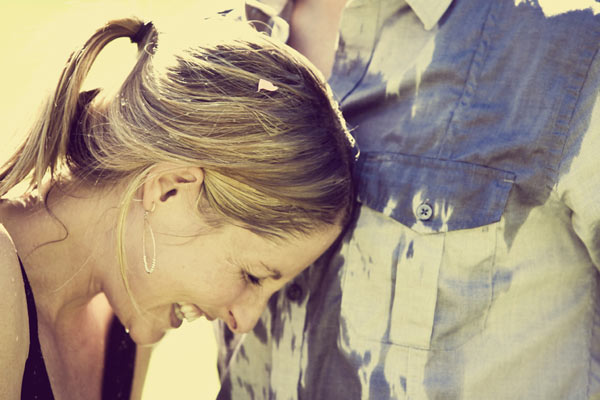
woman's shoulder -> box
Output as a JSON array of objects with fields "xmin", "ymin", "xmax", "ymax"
[
  {"xmin": 0, "ymin": 223, "xmax": 22, "ymax": 280},
  {"xmin": 0, "ymin": 223, "xmax": 29, "ymax": 398}
]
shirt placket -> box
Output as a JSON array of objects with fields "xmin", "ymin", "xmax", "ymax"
[
  {"xmin": 391, "ymin": 231, "xmax": 444, "ymax": 398},
  {"xmin": 390, "ymin": 231, "xmax": 443, "ymax": 348},
  {"xmin": 270, "ymin": 277, "xmax": 310, "ymax": 399}
]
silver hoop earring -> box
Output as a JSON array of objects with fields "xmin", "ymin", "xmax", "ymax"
[{"xmin": 143, "ymin": 210, "xmax": 156, "ymax": 274}]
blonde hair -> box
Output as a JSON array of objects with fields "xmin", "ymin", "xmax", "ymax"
[{"xmin": 0, "ymin": 17, "xmax": 354, "ymax": 294}]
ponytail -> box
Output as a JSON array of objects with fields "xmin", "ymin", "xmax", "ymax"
[{"xmin": 0, "ymin": 17, "xmax": 156, "ymax": 197}]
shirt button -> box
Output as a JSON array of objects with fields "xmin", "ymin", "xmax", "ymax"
[
  {"xmin": 286, "ymin": 283, "xmax": 303, "ymax": 302},
  {"xmin": 416, "ymin": 203, "xmax": 433, "ymax": 221}
]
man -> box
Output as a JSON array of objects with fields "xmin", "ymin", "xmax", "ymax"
[{"xmin": 216, "ymin": 0, "xmax": 600, "ymax": 398}]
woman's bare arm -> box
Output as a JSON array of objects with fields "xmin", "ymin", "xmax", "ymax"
[
  {"xmin": 287, "ymin": 0, "xmax": 347, "ymax": 80},
  {"xmin": 130, "ymin": 345, "xmax": 153, "ymax": 399},
  {"xmin": 0, "ymin": 224, "xmax": 28, "ymax": 399}
]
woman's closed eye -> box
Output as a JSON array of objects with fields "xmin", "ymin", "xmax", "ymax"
[{"xmin": 242, "ymin": 270, "xmax": 262, "ymax": 286}]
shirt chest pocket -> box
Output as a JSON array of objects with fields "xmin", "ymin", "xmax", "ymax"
[{"xmin": 338, "ymin": 153, "xmax": 515, "ymax": 351}]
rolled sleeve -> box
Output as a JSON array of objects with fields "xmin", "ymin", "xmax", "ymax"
[{"xmin": 557, "ymin": 62, "xmax": 600, "ymax": 271}]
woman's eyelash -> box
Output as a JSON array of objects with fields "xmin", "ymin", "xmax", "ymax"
[{"xmin": 242, "ymin": 270, "xmax": 262, "ymax": 286}]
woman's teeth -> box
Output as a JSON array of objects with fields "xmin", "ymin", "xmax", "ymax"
[{"xmin": 174, "ymin": 302, "xmax": 202, "ymax": 322}]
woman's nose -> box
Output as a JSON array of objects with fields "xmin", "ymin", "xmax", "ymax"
[{"xmin": 226, "ymin": 294, "xmax": 271, "ymax": 334}]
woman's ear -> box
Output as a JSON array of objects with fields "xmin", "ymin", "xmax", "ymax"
[{"xmin": 141, "ymin": 164, "xmax": 204, "ymax": 212}]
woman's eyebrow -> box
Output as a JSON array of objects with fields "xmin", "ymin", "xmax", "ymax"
[{"xmin": 260, "ymin": 261, "xmax": 282, "ymax": 280}]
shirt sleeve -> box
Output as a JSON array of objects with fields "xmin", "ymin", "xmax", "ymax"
[{"xmin": 556, "ymin": 59, "xmax": 600, "ymax": 271}]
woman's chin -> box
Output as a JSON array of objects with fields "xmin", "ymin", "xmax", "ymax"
[{"xmin": 127, "ymin": 323, "xmax": 167, "ymax": 346}]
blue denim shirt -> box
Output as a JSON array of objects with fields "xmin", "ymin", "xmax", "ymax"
[{"xmin": 216, "ymin": 0, "xmax": 600, "ymax": 398}]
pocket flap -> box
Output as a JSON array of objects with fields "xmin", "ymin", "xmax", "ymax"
[{"xmin": 356, "ymin": 152, "xmax": 516, "ymax": 233}]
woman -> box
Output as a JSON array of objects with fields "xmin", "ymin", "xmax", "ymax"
[{"xmin": 0, "ymin": 16, "xmax": 355, "ymax": 399}]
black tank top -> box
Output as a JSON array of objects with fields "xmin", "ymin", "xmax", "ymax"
[{"xmin": 19, "ymin": 260, "xmax": 136, "ymax": 399}]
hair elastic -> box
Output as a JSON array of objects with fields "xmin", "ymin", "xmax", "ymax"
[{"xmin": 131, "ymin": 21, "xmax": 154, "ymax": 44}]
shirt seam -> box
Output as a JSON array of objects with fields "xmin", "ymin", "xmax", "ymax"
[
  {"xmin": 588, "ymin": 270, "xmax": 600, "ymax": 398},
  {"xmin": 435, "ymin": 1, "xmax": 496, "ymax": 160},
  {"xmin": 554, "ymin": 43, "xmax": 600, "ymax": 190}
]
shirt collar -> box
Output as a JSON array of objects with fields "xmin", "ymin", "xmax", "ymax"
[{"xmin": 405, "ymin": 0, "xmax": 454, "ymax": 30}]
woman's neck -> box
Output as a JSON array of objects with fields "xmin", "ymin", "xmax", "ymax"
[{"xmin": 0, "ymin": 177, "xmax": 123, "ymax": 326}]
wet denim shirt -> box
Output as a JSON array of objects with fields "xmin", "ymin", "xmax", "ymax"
[{"xmin": 215, "ymin": 0, "xmax": 600, "ymax": 399}]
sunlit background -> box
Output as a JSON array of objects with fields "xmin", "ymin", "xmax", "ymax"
[{"xmin": 0, "ymin": 1, "xmax": 236, "ymax": 399}]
